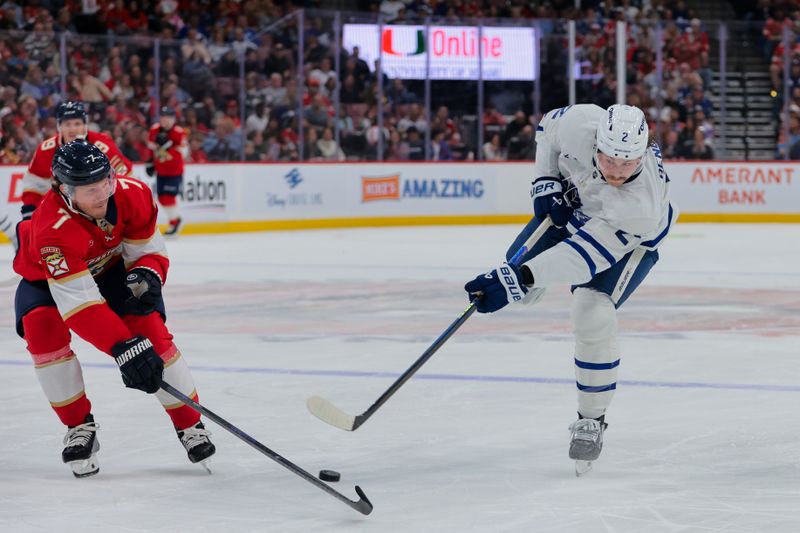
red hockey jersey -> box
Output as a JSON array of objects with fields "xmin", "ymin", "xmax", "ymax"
[
  {"xmin": 23, "ymin": 131, "xmax": 133, "ymax": 208},
  {"xmin": 14, "ymin": 176, "xmax": 168, "ymax": 355},
  {"xmin": 148, "ymin": 124, "xmax": 186, "ymax": 176}
]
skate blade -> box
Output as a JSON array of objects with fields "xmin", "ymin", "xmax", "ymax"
[
  {"xmin": 575, "ymin": 460, "xmax": 593, "ymax": 477},
  {"xmin": 199, "ymin": 459, "xmax": 212, "ymax": 475},
  {"xmin": 69, "ymin": 455, "xmax": 100, "ymax": 478}
]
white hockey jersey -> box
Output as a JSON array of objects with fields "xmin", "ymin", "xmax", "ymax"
[{"xmin": 524, "ymin": 104, "xmax": 678, "ymax": 287}]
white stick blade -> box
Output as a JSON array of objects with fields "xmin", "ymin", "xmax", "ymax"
[{"xmin": 306, "ymin": 395, "xmax": 356, "ymax": 431}]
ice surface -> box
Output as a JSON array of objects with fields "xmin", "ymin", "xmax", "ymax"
[{"xmin": 1, "ymin": 223, "xmax": 798, "ymax": 532}]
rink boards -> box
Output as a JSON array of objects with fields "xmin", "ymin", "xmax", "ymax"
[{"xmin": 1, "ymin": 160, "xmax": 798, "ymax": 238}]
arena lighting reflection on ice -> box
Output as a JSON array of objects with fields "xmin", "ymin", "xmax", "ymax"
[{"xmin": 342, "ymin": 24, "xmax": 537, "ymax": 81}]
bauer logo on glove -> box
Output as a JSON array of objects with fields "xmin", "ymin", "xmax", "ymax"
[
  {"xmin": 465, "ymin": 262, "xmax": 531, "ymax": 313},
  {"xmin": 499, "ymin": 265, "xmax": 524, "ymax": 302},
  {"xmin": 530, "ymin": 176, "xmax": 580, "ymax": 228},
  {"xmin": 532, "ymin": 178, "xmax": 561, "ymax": 197}
]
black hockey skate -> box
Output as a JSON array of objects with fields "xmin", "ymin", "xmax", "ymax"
[
  {"xmin": 568, "ymin": 415, "xmax": 607, "ymax": 476},
  {"xmin": 164, "ymin": 217, "xmax": 182, "ymax": 237},
  {"xmin": 177, "ymin": 421, "xmax": 215, "ymax": 471},
  {"xmin": 62, "ymin": 414, "xmax": 100, "ymax": 478}
]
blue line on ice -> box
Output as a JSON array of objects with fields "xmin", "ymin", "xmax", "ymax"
[{"xmin": 1, "ymin": 359, "xmax": 798, "ymax": 392}]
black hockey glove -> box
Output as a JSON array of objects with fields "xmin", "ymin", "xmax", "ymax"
[
  {"xmin": 530, "ymin": 177, "xmax": 580, "ymax": 228},
  {"xmin": 124, "ymin": 268, "xmax": 162, "ymax": 315},
  {"xmin": 112, "ymin": 336, "xmax": 164, "ymax": 394},
  {"xmin": 20, "ymin": 204, "xmax": 36, "ymax": 220},
  {"xmin": 145, "ymin": 162, "xmax": 156, "ymax": 177},
  {"xmin": 155, "ymin": 130, "xmax": 170, "ymax": 147}
]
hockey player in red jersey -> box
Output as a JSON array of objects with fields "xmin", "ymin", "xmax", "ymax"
[
  {"xmin": 21, "ymin": 101, "xmax": 133, "ymax": 221},
  {"xmin": 1, "ymin": 101, "xmax": 134, "ymax": 248},
  {"xmin": 13, "ymin": 140, "xmax": 215, "ymax": 478},
  {"xmin": 147, "ymin": 106, "xmax": 187, "ymax": 236}
]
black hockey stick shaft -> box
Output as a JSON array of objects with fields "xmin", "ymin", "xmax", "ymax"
[
  {"xmin": 160, "ymin": 381, "xmax": 373, "ymax": 515},
  {"xmin": 348, "ymin": 300, "xmax": 477, "ymax": 430},
  {"xmin": 322, "ymin": 216, "xmax": 554, "ymax": 431}
]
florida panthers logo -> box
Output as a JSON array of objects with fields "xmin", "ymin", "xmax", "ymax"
[{"xmin": 42, "ymin": 248, "xmax": 70, "ymax": 277}]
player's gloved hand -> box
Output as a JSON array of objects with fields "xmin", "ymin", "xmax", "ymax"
[
  {"xmin": 155, "ymin": 130, "xmax": 170, "ymax": 147},
  {"xmin": 145, "ymin": 163, "xmax": 156, "ymax": 177},
  {"xmin": 464, "ymin": 262, "xmax": 532, "ymax": 313},
  {"xmin": 20, "ymin": 204, "xmax": 36, "ymax": 220},
  {"xmin": 124, "ymin": 268, "xmax": 162, "ymax": 315},
  {"xmin": 112, "ymin": 336, "xmax": 164, "ymax": 394},
  {"xmin": 531, "ymin": 176, "xmax": 575, "ymax": 228}
]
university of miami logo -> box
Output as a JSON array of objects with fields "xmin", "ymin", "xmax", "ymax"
[{"xmin": 382, "ymin": 28, "xmax": 425, "ymax": 56}]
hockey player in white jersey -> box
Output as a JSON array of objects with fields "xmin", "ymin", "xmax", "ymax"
[{"xmin": 465, "ymin": 104, "xmax": 677, "ymax": 475}]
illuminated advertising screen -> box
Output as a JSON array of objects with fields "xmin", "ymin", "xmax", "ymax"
[{"xmin": 342, "ymin": 24, "xmax": 537, "ymax": 81}]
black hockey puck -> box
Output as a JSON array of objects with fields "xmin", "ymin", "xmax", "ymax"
[{"xmin": 319, "ymin": 469, "xmax": 341, "ymax": 482}]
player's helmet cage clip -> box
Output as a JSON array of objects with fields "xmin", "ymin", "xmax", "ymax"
[{"xmin": 595, "ymin": 104, "xmax": 649, "ymax": 160}]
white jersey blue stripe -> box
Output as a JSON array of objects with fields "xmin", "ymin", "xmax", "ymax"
[{"xmin": 524, "ymin": 103, "xmax": 676, "ymax": 287}]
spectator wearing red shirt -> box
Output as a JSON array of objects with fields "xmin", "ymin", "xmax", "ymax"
[
  {"xmin": 123, "ymin": 1, "xmax": 148, "ymax": 32},
  {"xmin": 763, "ymin": 10, "xmax": 789, "ymax": 58},
  {"xmin": 482, "ymin": 103, "xmax": 507, "ymax": 127},
  {"xmin": 187, "ymin": 134, "xmax": 209, "ymax": 163},
  {"xmin": 103, "ymin": 0, "xmax": 130, "ymax": 32},
  {"xmin": 674, "ymin": 21, "xmax": 709, "ymax": 71}
]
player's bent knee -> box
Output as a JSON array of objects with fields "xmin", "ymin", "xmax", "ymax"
[
  {"xmin": 23, "ymin": 306, "xmax": 72, "ymax": 357},
  {"xmin": 571, "ymin": 288, "xmax": 617, "ymax": 342}
]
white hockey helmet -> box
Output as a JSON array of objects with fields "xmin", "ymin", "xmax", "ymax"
[{"xmin": 595, "ymin": 104, "xmax": 649, "ymax": 159}]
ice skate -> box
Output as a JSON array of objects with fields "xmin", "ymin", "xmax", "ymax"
[
  {"xmin": 177, "ymin": 421, "xmax": 215, "ymax": 473},
  {"xmin": 62, "ymin": 414, "xmax": 100, "ymax": 478},
  {"xmin": 164, "ymin": 217, "xmax": 182, "ymax": 237},
  {"xmin": 568, "ymin": 416, "xmax": 606, "ymax": 476}
]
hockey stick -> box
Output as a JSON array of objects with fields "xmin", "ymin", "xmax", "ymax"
[
  {"xmin": 159, "ymin": 381, "xmax": 373, "ymax": 515},
  {"xmin": 306, "ymin": 216, "xmax": 555, "ymax": 431}
]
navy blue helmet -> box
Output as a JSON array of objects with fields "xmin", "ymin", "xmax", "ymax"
[
  {"xmin": 160, "ymin": 105, "xmax": 176, "ymax": 116},
  {"xmin": 56, "ymin": 101, "xmax": 88, "ymax": 125},
  {"xmin": 52, "ymin": 140, "xmax": 112, "ymax": 187}
]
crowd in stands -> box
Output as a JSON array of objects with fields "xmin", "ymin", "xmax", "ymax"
[
  {"xmin": 0, "ymin": 0, "xmax": 783, "ymax": 165},
  {"xmin": 571, "ymin": 7, "xmax": 715, "ymax": 160},
  {"xmin": 751, "ymin": 0, "xmax": 800, "ymax": 159}
]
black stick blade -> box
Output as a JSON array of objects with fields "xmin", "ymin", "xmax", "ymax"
[{"xmin": 353, "ymin": 486, "xmax": 373, "ymax": 515}]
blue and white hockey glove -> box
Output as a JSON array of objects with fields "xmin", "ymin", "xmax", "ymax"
[
  {"xmin": 465, "ymin": 262, "xmax": 532, "ymax": 313},
  {"xmin": 531, "ymin": 177, "xmax": 576, "ymax": 228}
]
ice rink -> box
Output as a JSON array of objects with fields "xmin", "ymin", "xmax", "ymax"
[{"xmin": 1, "ymin": 222, "xmax": 799, "ymax": 533}]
